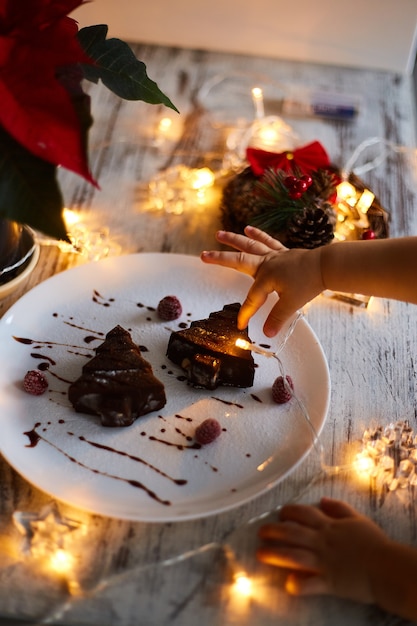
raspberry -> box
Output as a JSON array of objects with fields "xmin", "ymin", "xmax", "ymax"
[
  {"xmin": 362, "ymin": 229, "xmax": 376, "ymax": 240},
  {"xmin": 23, "ymin": 370, "xmax": 48, "ymax": 395},
  {"xmin": 272, "ymin": 375, "xmax": 294, "ymax": 404},
  {"xmin": 195, "ymin": 418, "xmax": 222, "ymax": 445},
  {"xmin": 157, "ymin": 295, "xmax": 182, "ymax": 321}
]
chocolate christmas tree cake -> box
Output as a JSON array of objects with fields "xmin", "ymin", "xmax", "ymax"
[
  {"xmin": 68, "ymin": 325, "xmax": 166, "ymax": 427},
  {"xmin": 166, "ymin": 303, "xmax": 255, "ymax": 389}
]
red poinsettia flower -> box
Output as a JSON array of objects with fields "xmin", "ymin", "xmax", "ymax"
[{"xmin": 0, "ymin": 0, "xmax": 96, "ymax": 182}]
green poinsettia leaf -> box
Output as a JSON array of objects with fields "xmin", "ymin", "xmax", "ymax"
[
  {"xmin": 77, "ymin": 25, "xmax": 179, "ymax": 112},
  {"xmin": 0, "ymin": 127, "xmax": 68, "ymax": 241}
]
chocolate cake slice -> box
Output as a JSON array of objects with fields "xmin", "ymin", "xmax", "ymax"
[
  {"xmin": 68, "ymin": 325, "xmax": 166, "ymax": 427},
  {"xmin": 166, "ymin": 303, "xmax": 255, "ymax": 389}
]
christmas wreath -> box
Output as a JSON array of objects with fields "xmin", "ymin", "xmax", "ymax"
[{"xmin": 220, "ymin": 141, "xmax": 389, "ymax": 249}]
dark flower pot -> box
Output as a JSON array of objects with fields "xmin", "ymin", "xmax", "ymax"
[
  {"xmin": 0, "ymin": 219, "xmax": 23, "ymax": 269},
  {"xmin": 0, "ymin": 218, "xmax": 38, "ymax": 287}
]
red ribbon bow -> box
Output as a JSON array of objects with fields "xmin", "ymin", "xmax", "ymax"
[{"xmin": 246, "ymin": 141, "xmax": 331, "ymax": 177}]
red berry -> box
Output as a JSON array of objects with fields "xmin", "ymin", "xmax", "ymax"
[
  {"xmin": 195, "ymin": 418, "xmax": 222, "ymax": 445},
  {"xmin": 157, "ymin": 295, "xmax": 182, "ymax": 321},
  {"xmin": 295, "ymin": 179, "xmax": 308, "ymax": 193},
  {"xmin": 23, "ymin": 370, "xmax": 48, "ymax": 395},
  {"xmin": 362, "ymin": 229, "xmax": 376, "ymax": 240},
  {"xmin": 301, "ymin": 174, "xmax": 313, "ymax": 187},
  {"xmin": 272, "ymin": 375, "xmax": 294, "ymax": 404},
  {"xmin": 284, "ymin": 175, "xmax": 297, "ymax": 188},
  {"xmin": 289, "ymin": 190, "xmax": 303, "ymax": 200}
]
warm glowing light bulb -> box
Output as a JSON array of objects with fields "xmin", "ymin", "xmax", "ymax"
[
  {"xmin": 251, "ymin": 87, "xmax": 263, "ymax": 100},
  {"xmin": 190, "ymin": 167, "xmax": 215, "ymax": 190},
  {"xmin": 153, "ymin": 115, "xmax": 179, "ymax": 146},
  {"xmin": 258, "ymin": 124, "xmax": 281, "ymax": 146},
  {"xmin": 356, "ymin": 189, "xmax": 375, "ymax": 214},
  {"xmin": 235, "ymin": 338, "xmax": 275, "ymax": 358},
  {"xmin": 234, "ymin": 572, "xmax": 253, "ymax": 597},
  {"xmin": 251, "ymin": 87, "xmax": 264, "ymax": 118},
  {"xmin": 354, "ymin": 453, "xmax": 375, "ymax": 476},
  {"xmin": 49, "ymin": 548, "xmax": 74, "ymax": 574},
  {"xmin": 63, "ymin": 208, "xmax": 80, "ymax": 227},
  {"xmin": 337, "ymin": 181, "xmax": 357, "ymax": 202},
  {"xmin": 158, "ymin": 117, "xmax": 172, "ymax": 133}
]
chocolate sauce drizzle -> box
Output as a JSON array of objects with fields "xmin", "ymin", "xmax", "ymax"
[
  {"xmin": 24, "ymin": 423, "xmax": 174, "ymax": 505},
  {"xmin": 92, "ymin": 290, "xmax": 115, "ymax": 307},
  {"xmin": 30, "ymin": 353, "xmax": 55, "ymax": 365},
  {"xmin": 62, "ymin": 320, "xmax": 104, "ymax": 340},
  {"xmin": 76, "ymin": 435, "xmax": 187, "ymax": 485},
  {"xmin": 148, "ymin": 435, "xmax": 200, "ymax": 450},
  {"xmin": 211, "ymin": 396, "xmax": 244, "ymax": 409},
  {"xmin": 13, "ymin": 336, "xmax": 94, "ymax": 352}
]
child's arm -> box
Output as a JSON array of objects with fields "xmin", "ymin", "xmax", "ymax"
[
  {"xmin": 201, "ymin": 226, "xmax": 417, "ymax": 337},
  {"xmin": 257, "ymin": 497, "xmax": 417, "ymax": 621}
]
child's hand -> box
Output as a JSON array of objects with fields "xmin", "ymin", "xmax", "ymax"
[
  {"xmin": 257, "ymin": 497, "xmax": 391, "ymax": 604},
  {"xmin": 201, "ymin": 226, "xmax": 323, "ymax": 337}
]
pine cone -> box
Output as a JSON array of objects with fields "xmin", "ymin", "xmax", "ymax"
[
  {"xmin": 318, "ymin": 201, "xmax": 337, "ymax": 228},
  {"xmin": 220, "ymin": 167, "xmax": 261, "ymax": 234},
  {"xmin": 285, "ymin": 208, "xmax": 334, "ymax": 249}
]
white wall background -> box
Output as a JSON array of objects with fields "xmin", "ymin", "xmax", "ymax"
[{"xmin": 73, "ymin": 0, "xmax": 417, "ymax": 74}]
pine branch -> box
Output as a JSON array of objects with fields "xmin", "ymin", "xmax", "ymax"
[{"xmin": 251, "ymin": 166, "xmax": 337, "ymax": 232}]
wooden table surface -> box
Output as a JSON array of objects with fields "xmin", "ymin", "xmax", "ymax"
[{"xmin": 1, "ymin": 43, "xmax": 417, "ymax": 625}]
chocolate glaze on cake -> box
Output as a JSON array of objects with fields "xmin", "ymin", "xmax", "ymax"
[
  {"xmin": 68, "ymin": 325, "xmax": 166, "ymax": 427},
  {"xmin": 166, "ymin": 303, "xmax": 255, "ymax": 389}
]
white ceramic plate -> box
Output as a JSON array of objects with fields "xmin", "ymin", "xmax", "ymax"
[{"xmin": 0, "ymin": 253, "xmax": 330, "ymax": 522}]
